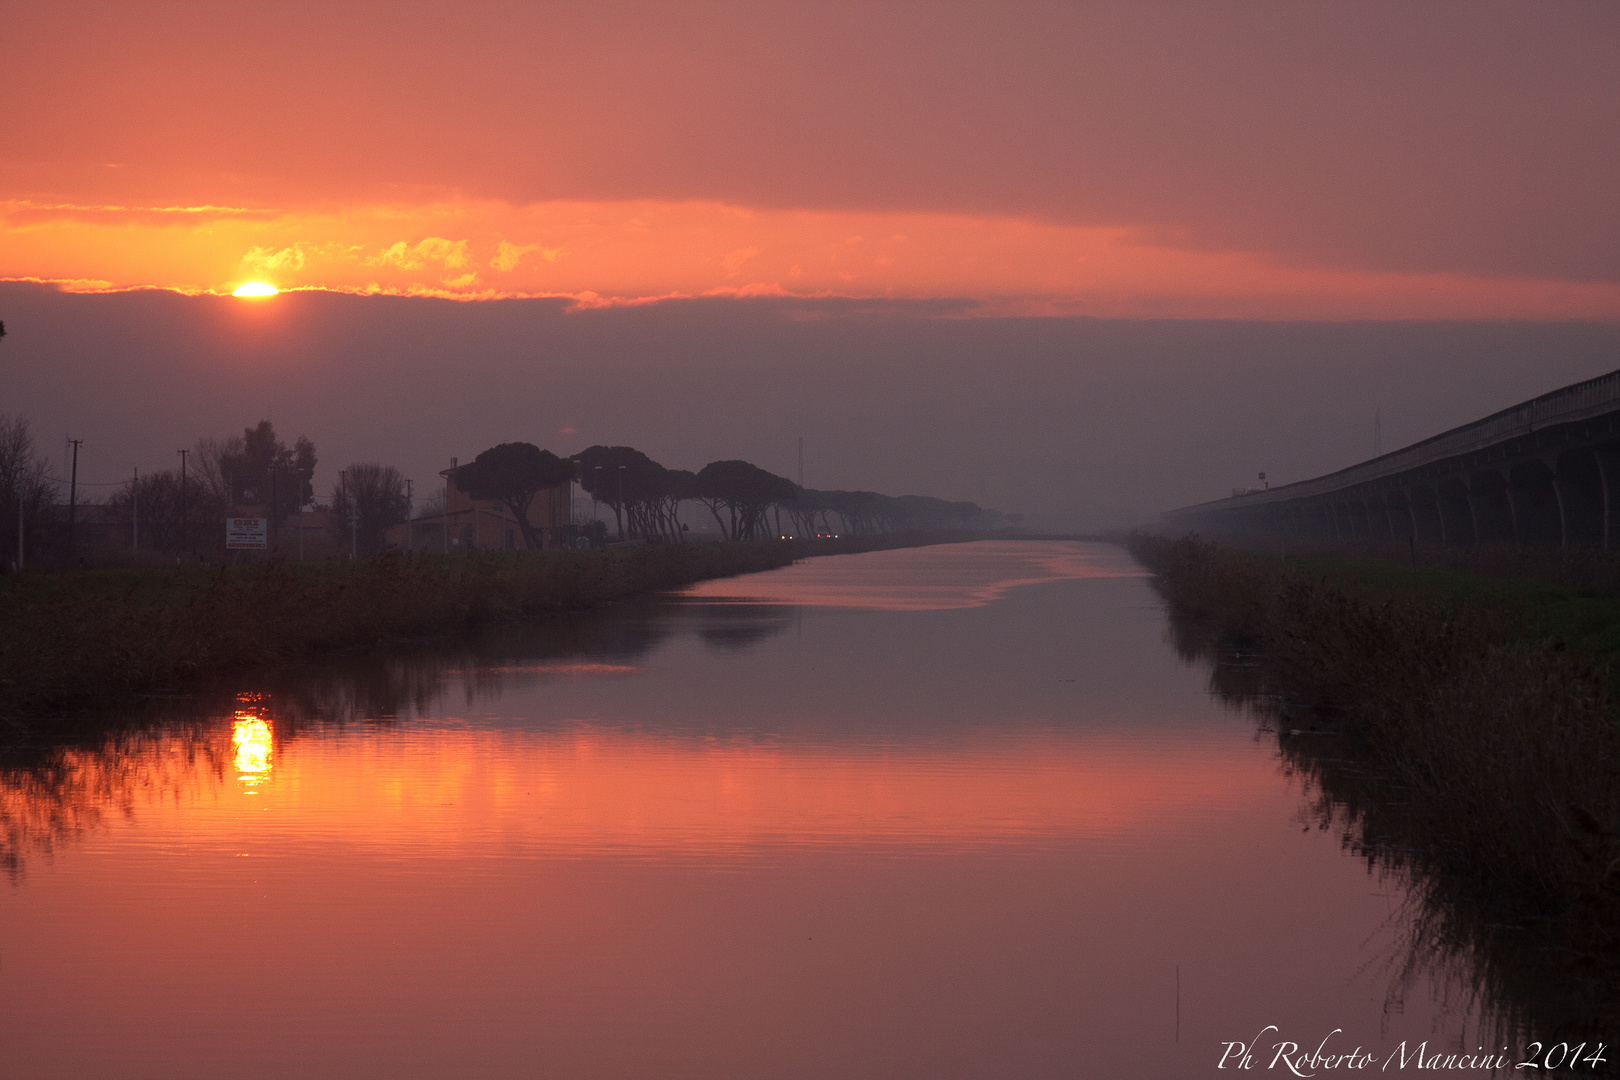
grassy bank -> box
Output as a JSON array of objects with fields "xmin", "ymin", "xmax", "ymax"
[
  {"xmin": 0, "ymin": 532, "xmax": 990, "ymax": 724},
  {"xmin": 0, "ymin": 542, "xmax": 789, "ymax": 721},
  {"xmin": 1241, "ymin": 541, "xmax": 1620, "ymax": 657},
  {"xmin": 1131, "ymin": 533, "xmax": 1620, "ymax": 1042}
]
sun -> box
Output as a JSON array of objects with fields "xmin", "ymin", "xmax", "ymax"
[{"xmin": 232, "ymin": 282, "xmax": 279, "ymax": 298}]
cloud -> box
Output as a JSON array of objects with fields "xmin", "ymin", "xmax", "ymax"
[
  {"xmin": 242, "ymin": 244, "xmax": 311, "ymax": 273},
  {"xmin": 2, "ymin": 196, "xmax": 1619, "ymax": 319},
  {"xmin": 366, "ymin": 237, "xmax": 470, "ymax": 271},
  {"xmin": 492, "ymin": 242, "xmax": 533, "ymax": 272}
]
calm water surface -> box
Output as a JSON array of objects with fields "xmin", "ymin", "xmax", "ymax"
[{"xmin": 1, "ymin": 542, "xmax": 1492, "ymax": 1078}]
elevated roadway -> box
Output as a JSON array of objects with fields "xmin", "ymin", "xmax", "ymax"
[{"xmin": 1163, "ymin": 369, "xmax": 1620, "ymax": 547}]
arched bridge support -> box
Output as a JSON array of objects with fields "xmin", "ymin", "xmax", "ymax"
[
  {"xmin": 1407, "ymin": 484, "xmax": 1444, "ymax": 544},
  {"xmin": 1508, "ymin": 460, "xmax": 1562, "ymax": 546},
  {"xmin": 1468, "ymin": 469, "xmax": 1516, "ymax": 544},
  {"xmin": 1554, "ymin": 449, "xmax": 1604, "ymax": 547}
]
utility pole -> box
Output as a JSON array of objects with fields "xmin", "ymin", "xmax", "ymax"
[
  {"xmin": 798, "ymin": 436, "xmax": 804, "ymax": 487},
  {"xmin": 405, "ymin": 478, "xmax": 413, "ymax": 553},
  {"xmin": 177, "ymin": 448, "xmax": 189, "ymax": 557},
  {"xmin": 269, "ymin": 463, "xmax": 278, "ymax": 552},
  {"xmin": 617, "ymin": 465, "xmax": 625, "ymax": 540},
  {"xmin": 446, "ymin": 458, "xmax": 456, "ymax": 555},
  {"xmin": 67, "ymin": 439, "xmax": 81, "ymax": 553},
  {"xmin": 132, "ymin": 467, "xmax": 139, "ymax": 551},
  {"xmin": 15, "ymin": 486, "xmax": 23, "ymax": 572},
  {"xmin": 342, "ymin": 468, "xmax": 357, "ymax": 559}
]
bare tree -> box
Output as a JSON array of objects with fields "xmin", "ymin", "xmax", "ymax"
[
  {"xmin": 330, "ymin": 463, "xmax": 411, "ymax": 555},
  {"xmin": 0, "ymin": 414, "xmax": 57, "ymax": 568}
]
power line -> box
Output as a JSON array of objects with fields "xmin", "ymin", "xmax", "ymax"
[{"xmin": 42, "ymin": 474, "xmax": 128, "ymax": 487}]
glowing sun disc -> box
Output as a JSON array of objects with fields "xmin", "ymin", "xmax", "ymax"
[{"xmin": 232, "ymin": 282, "xmax": 278, "ymax": 298}]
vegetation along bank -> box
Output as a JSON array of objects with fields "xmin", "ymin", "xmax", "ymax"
[
  {"xmin": 1130, "ymin": 533, "xmax": 1620, "ymax": 1044},
  {"xmin": 0, "ymin": 531, "xmax": 975, "ymax": 726}
]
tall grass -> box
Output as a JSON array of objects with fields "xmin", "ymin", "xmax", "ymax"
[
  {"xmin": 0, "ymin": 531, "xmax": 990, "ymax": 724},
  {"xmin": 0, "ymin": 542, "xmax": 803, "ymax": 721},
  {"xmin": 1132, "ymin": 533, "xmax": 1620, "ymax": 1045}
]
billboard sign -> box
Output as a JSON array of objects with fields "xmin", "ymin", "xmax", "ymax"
[{"xmin": 226, "ymin": 517, "xmax": 269, "ymax": 550}]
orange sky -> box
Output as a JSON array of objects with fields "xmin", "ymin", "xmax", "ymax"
[{"xmin": 5, "ymin": 2, "xmax": 1619, "ymax": 318}]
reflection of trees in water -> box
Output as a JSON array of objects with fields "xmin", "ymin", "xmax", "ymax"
[
  {"xmin": 685, "ymin": 603, "xmax": 795, "ymax": 653},
  {"xmin": 255, "ymin": 601, "xmax": 791, "ymax": 723},
  {"xmin": 0, "ymin": 600, "xmax": 794, "ymax": 877},
  {"xmin": 0, "ymin": 725, "xmax": 230, "ymax": 881},
  {"xmin": 1160, "ymin": 595, "xmax": 1618, "ymax": 1056}
]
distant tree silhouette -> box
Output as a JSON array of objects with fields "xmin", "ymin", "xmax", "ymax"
[
  {"xmin": 220, "ymin": 421, "xmax": 316, "ymax": 519},
  {"xmin": 574, "ymin": 445, "xmax": 668, "ymax": 540},
  {"xmin": 657, "ymin": 468, "xmax": 697, "ymax": 542},
  {"xmin": 694, "ymin": 460, "xmax": 798, "ymax": 541},
  {"xmin": 330, "ymin": 463, "xmax": 411, "ymax": 555},
  {"xmin": 455, "ymin": 442, "xmax": 573, "ymax": 549},
  {"xmin": 108, "ymin": 468, "xmax": 227, "ymax": 554},
  {"xmin": 0, "ymin": 414, "xmax": 56, "ymax": 567}
]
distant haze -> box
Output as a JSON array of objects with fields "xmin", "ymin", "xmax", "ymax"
[{"xmin": 4, "ymin": 282, "xmax": 1617, "ymax": 531}]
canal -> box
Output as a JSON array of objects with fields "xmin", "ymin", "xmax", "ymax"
[{"xmin": 0, "ymin": 541, "xmax": 1491, "ymax": 1078}]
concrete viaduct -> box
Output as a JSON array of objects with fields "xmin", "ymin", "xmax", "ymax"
[{"xmin": 1162, "ymin": 368, "xmax": 1620, "ymax": 548}]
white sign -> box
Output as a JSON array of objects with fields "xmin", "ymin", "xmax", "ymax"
[{"xmin": 226, "ymin": 517, "xmax": 269, "ymax": 549}]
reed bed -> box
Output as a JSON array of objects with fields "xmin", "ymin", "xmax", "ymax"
[
  {"xmin": 0, "ymin": 531, "xmax": 988, "ymax": 725},
  {"xmin": 1131, "ymin": 533, "xmax": 1620, "ymax": 1043},
  {"xmin": 0, "ymin": 542, "xmax": 804, "ymax": 721}
]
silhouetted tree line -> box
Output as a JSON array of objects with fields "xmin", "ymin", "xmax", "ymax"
[
  {"xmin": 457, "ymin": 440, "xmax": 1000, "ymax": 549},
  {"xmin": 0, "ymin": 406, "xmax": 999, "ymax": 568},
  {"xmin": 0, "ymin": 414, "xmax": 407, "ymax": 566}
]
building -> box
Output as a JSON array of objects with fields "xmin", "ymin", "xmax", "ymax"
[{"xmin": 387, "ymin": 466, "xmax": 574, "ymax": 553}]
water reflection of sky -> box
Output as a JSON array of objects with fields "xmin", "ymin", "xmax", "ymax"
[
  {"xmin": 679, "ymin": 539, "xmax": 1147, "ymax": 610},
  {"xmin": 0, "ymin": 541, "xmax": 1491, "ymax": 1080}
]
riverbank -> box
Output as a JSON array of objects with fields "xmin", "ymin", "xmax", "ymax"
[
  {"xmin": 0, "ymin": 532, "xmax": 981, "ymax": 724},
  {"xmin": 1216, "ymin": 538, "xmax": 1620, "ymax": 656},
  {"xmin": 1130, "ymin": 533, "xmax": 1620, "ymax": 1043}
]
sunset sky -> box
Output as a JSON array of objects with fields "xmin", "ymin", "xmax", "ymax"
[
  {"xmin": 5, "ymin": 2, "xmax": 1620, "ymax": 525},
  {"xmin": 7, "ymin": 1, "xmax": 1618, "ymax": 317}
]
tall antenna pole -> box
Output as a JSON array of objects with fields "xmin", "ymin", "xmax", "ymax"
[
  {"xmin": 342, "ymin": 468, "xmax": 357, "ymax": 559},
  {"xmin": 177, "ymin": 448, "xmax": 189, "ymax": 557},
  {"xmin": 798, "ymin": 436, "xmax": 804, "ymax": 487},
  {"xmin": 132, "ymin": 467, "xmax": 139, "ymax": 551},
  {"xmin": 446, "ymin": 458, "xmax": 456, "ymax": 555},
  {"xmin": 405, "ymin": 478, "xmax": 413, "ymax": 554},
  {"xmin": 67, "ymin": 439, "xmax": 81, "ymax": 553},
  {"xmin": 269, "ymin": 462, "xmax": 278, "ymax": 551}
]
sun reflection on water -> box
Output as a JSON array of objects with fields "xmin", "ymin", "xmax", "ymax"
[{"xmin": 232, "ymin": 711, "xmax": 273, "ymax": 790}]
